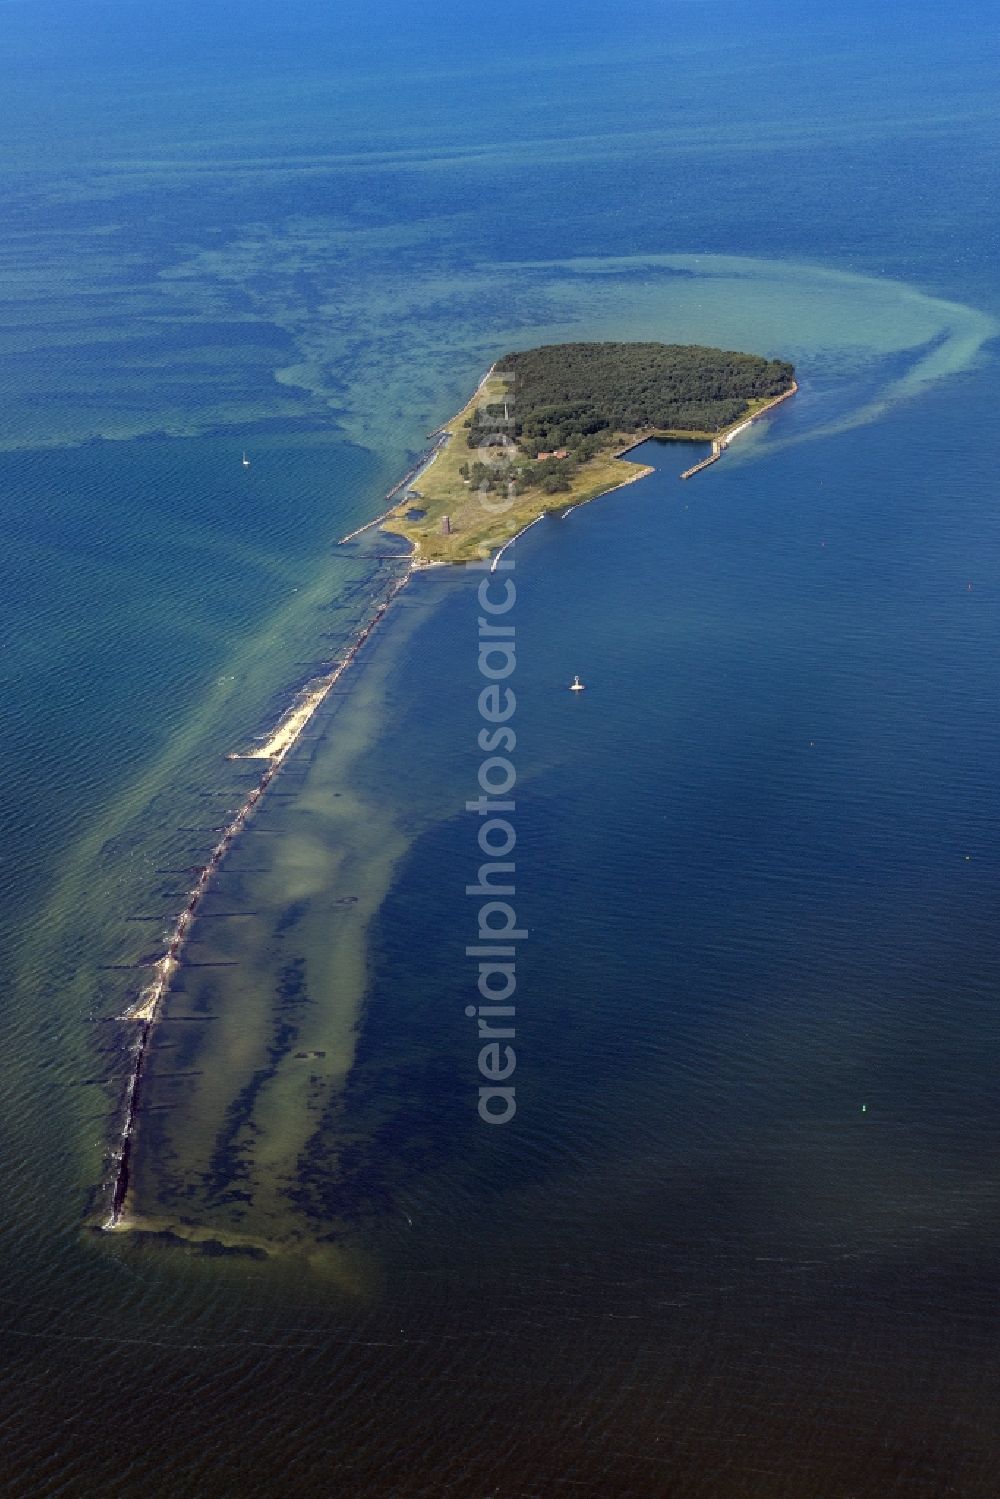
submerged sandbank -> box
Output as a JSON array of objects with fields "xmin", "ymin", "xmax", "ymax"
[{"xmin": 104, "ymin": 564, "xmax": 414, "ymax": 1232}]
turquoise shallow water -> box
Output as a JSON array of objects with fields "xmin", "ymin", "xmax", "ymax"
[{"xmin": 1, "ymin": 1, "xmax": 999, "ymax": 1494}]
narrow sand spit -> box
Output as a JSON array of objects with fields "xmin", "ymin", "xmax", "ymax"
[
  {"xmin": 228, "ymin": 679, "xmax": 336, "ymax": 761},
  {"xmin": 104, "ymin": 563, "xmax": 413, "ymax": 1229}
]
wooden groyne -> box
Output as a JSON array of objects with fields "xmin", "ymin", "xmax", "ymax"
[{"xmin": 680, "ymin": 382, "xmax": 798, "ymax": 481}]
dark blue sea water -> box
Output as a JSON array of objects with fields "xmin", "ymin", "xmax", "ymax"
[{"xmin": 1, "ymin": 1, "xmax": 998, "ymax": 1494}]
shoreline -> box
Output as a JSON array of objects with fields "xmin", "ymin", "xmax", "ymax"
[
  {"xmin": 426, "ymin": 362, "xmax": 497, "ymax": 439},
  {"xmin": 379, "ymin": 364, "xmax": 796, "ymax": 564},
  {"xmin": 338, "ymin": 434, "xmax": 450, "ymax": 546},
  {"xmin": 103, "ymin": 562, "xmax": 415, "ymax": 1231},
  {"xmin": 553, "ymin": 462, "xmax": 655, "ymax": 522},
  {"xmin": 378, "ymin": 367, "xmax": 658, "ymax": 565},
  {"xmin": 339, "ymin": 363, "xmax": 503, "ymax": 550},
  {"xmin": 680, "ymin": 380, "xmax": 798, "ymax": 479},
  {"xmin": 490, "ymin": 512, "xmax": 546, "ymax": 572}
]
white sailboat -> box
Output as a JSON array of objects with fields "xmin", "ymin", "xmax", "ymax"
[
  {"xmin": 242, "ymin": 451, "xmax": 251, "ymax": 468},
  {"xmin": 570, "ymin": 674, "xmax": 585, "ymax": 692}
]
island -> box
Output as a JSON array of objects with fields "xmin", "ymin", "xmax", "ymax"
[{"xmin": 380, "ymin": 341, "xmax": 796, "ymax": 565}]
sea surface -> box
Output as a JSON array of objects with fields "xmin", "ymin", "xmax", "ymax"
[{"xmin": 1, "ymin": 2, "xmax": 999, "ymax": 1494}]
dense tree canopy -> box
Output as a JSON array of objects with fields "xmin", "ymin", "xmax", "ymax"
[{"xmin": 470, "ymin": 341, "xmax": 794, "ymax": 454}]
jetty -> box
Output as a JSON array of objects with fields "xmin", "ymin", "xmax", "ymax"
[{"xmin": 680, "ymin": 382, "xmax": 797, "ymax": 480}]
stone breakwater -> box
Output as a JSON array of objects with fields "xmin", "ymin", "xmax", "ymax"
[
  {"xmin": 680, "ymin": 382, "xmax": 798, "ymax": 480},
  {"xmin": 338, "ymin": 434, "xmax": 450, "ymax": 545},
  {"xmin": 102, "ymin": 565, "xmax": 414, "ymax": 1230}
]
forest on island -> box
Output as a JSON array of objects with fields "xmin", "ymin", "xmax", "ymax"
[{"xmin": 467, "ymin": 341, "xmax": 794, "ymax": 460}]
